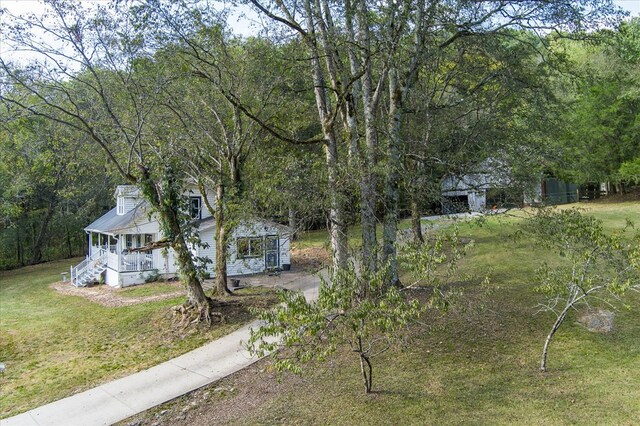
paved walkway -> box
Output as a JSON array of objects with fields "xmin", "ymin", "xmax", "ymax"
[{"xmin": 1, "ymin": 271, "xmax": 324, "ymax": 426}]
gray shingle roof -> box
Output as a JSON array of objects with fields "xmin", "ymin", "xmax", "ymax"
[{"xmin": 84, "ymin": 202, "xmax": 151, "ymax": 235}]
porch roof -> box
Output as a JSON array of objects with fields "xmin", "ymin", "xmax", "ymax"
[{"xmin": 84, "ymin": 203, "xmax": 149, "ymax": 235}]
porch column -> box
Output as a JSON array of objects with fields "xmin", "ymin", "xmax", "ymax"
[
  {"xmin": 117, "ymin": 234, "xmax": 122, "ymax": 272},
  {"xmin": 88, "ymin": 232, "xmax": 93, "ymax": 257}
]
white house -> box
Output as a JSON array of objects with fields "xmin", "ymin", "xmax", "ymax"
[{"xmin": 70, "ymin": 185, "xmax": 291, "ymax": 287}]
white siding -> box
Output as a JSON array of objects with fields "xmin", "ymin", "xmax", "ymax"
[
  {"xmin": 197, "ymin": 228, "xmax": 217, "ymax": 274},
  {"xmin": 280, "ymin": 236, "xmax": 291, "ymax": 266},
  {"xmin": 115, "ymin": 185, "xmax": 143, "ymax": 215},
  {"xmin": 226, "ymin": 221, "xmax": 291, "ymax": 276}
]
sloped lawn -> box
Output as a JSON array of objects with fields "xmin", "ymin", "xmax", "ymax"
[
  {"xmin": 0, "ymin": 260, "xmax": 277, "ymax": 419},
  {"xmin": 120, "ymin": 201, "xmax": 640, "ymax": 425}
]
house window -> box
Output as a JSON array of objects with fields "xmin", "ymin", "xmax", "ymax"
[
  {"xmin": 109, "ymin": 236, "xmax": 118, "ymax": 253},
  {"xmin": 117, "ymin": 197, "xmax": 124, "ymax": 215},
  {"xmin": 190, "ymin": 196, "xmax": 202, "ymax": 219},
  {"xmin": 144, "ymin": 234, "xmax": 153, "ymax": 254},
  {"xmin": 237, "ymin": 237, "xmax": 264, "ymax": 259}
]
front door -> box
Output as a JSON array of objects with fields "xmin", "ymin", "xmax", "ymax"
[{"xmin": 265, "ymin": 236, "xmax": 279, "ymax": 269}]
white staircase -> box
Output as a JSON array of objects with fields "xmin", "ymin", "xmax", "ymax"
[{"xmin": 70, "ymin": 249, "xmax": 108, "ymax": 287}]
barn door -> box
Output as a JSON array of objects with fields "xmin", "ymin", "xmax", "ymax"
[{"xmin": 265, "ymin": 236, "xmax": 279, "ymax": 269}]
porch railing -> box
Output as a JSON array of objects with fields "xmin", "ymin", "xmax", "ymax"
[
  {"xmin": 120, "ymin": 252, "xmax": 154, "ymax": 272},
  {"xmin": 70, "ymin": 249, "xmax": 107, "ymax": 287}
]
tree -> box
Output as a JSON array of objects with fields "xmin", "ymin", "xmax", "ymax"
[
  {"xmin": 525, "ymin": 208, "xmax": 640, "ymax": 372},
  {"xmin": 248, "ymin": 263, "xmax": 422, "ymax": 393},
  {"xmin": 0, "ymin": 103, "xmax": 115, "ymax": 268},
  {"xmin": 550, "ymin": 19, "xmax": 640, "ymax": 190},
  {"xmin": 153, "ymin": 38, "xmax": 263, "ymax": 296},
  {"xmin": 0, "ymin": 0, "xmax": 215, "ymax": 321},
  {"xmin": 248, "ymin": 226, "xmax": 470, "ymax": 393},
  {"xmin": 618, "ymin": 158, "xmax": 640, "ymax": 184}
]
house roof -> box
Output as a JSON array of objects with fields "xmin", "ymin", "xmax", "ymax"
[
  {"xmin": 84, "ymin": 202, "xmax": 152, "ymax": 235},
  {"xmin": 197, "ymin": 217, "xmax": 292, "ymax": 234},
  {"xmin": 85, "ymin": 200, "xmax": 292, "ymax": 236}
]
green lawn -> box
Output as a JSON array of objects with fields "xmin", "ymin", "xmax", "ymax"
[
  {"xmin": 0, "ymin": 260, "xmax": 276, "ymax": 419},
  {"xmin": 4, "ymin": 201, "xmax": 639, "ymax": 423},
  {"xmin": 245, "ymin": 201, "xmax": 640, "ymax": 424},
  {"xmin": 123, "ymin": 200, "xmax": 640, "ymax": 425}
]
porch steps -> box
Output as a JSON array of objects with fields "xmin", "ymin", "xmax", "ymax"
[
  {"xmin": 75, "ymin": 263, "xmax": 107, "ymax": 287},
  {"xmin": 71, "ymin": 249, "xmax": 109, "ymax": 287}
]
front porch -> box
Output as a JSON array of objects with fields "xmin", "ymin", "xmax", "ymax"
[
  {"xmin": 71, "ymin": 232, "xmax": 165, "ymax": 287},
  {"xmin": 103, "ymin": 250, "xmax": 155, "ymax": 273},
  {"xmin": 88, "ymin": 232, "xmax": 159, "ymax": 273}
]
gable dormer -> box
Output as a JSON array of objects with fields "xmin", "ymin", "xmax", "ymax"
[{"xmin": 114, "ymin": 185, "xmax": 142, "ymax": 216}]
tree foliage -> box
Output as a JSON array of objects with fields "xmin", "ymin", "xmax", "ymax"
[
  {"xmin": 551, "ymin": 19, "xmax": 640, "ymax": 187},
  {"xmin": 525, "ymin": 208, "xmax": 640, "ymax": 371},
  {"xmin": 0, "ymin": 106, "xmax": 115, "ymax": 268},
  {"xmin": 248, "ymin": 227, "xmax": 471, "ymax": 393}
]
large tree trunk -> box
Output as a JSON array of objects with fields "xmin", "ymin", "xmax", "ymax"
[
  {"xmin": 303, "ymin": 0, "xmax": 348, "ymax": 272},
  {"xmin": 326, "ymin": 135, "xmax": 348, "ymax": 271},
  {"xmin": 410, "ymin": 198, "xmax": 424, "ymax": 244},
  {"xmin": 141, "ymin": 168, "xmax": 212, "ymax": 315},
  {"xmin": 174, "ymin": 231, "xmax": 211, "ymax": 310},
  {"xmin": 380, "ymin": 0, "xmax": 425, "ymax": 285},
  {"xmin": 199, "ymin": 180, "xmax": 231, "ymax": 296},
  {"xmin": 354, "ymin": 0, "xmax": 380, "ymax": 277},
  {"xmin": 215, "ymin": 182, "xmax": 231, "ymax": 295},
  {"xmin": 382, "ymin": 68, "xmax": 402, "ymax": 286}
]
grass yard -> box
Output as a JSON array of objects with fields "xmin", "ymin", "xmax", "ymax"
[
  {"xmin": 121, "ymin": 200, "xmax": 640, "ymax": 425},
  {"xmin": 0, "ymin": 261, "xmax": 278, "ymax": 419}
]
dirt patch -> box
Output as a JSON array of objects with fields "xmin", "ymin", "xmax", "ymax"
[
  {"xmin": 291, "ymin": 246, "xmax": 329, "ymax": 272},
  {"xmin": 50, "ymin": 281, "xmax": 184, "ymax": 307},
  {"xmin": 577, "ymin": 309, "xmax": 615, "ymax": 333}
]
